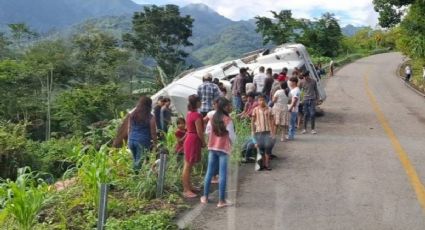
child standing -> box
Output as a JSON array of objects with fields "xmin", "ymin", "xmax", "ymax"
[
  {"xmin": 201, "ymin": 97, "xmax": 235, "ymax": 208},
  {"xmin": 251, "ymin": 94, "xmax": 275, "ymax": 170},
  {"xmin": 182, "ymin": 95, "xmax": 206, "ymax": 198},
  {"xmin": 287, "ymin": 77, "xmax": 301, "ymax": 140},
  {"xmin": 175, "ymin": 117, "xmax": 186, "ymax": 161}
]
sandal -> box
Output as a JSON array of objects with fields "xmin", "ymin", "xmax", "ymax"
[
  {"xmin": 200, "ymin": 196, "xmax": 208, "ymax": 204},
  {"xmin": 183, "ymin": 192, "xmax": 197, "ymax": 198},
  {"xmin": 217, "ymin": 201, "xmax": 232, "ymax": 208},
  {"xmin": 265, "ymin": 167, "xmax": 272, "ymax": 171}
]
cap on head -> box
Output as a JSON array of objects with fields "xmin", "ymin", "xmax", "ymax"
[{"xmin": 203, "ymin": 73, "xmax": 213, "ymax": 81}]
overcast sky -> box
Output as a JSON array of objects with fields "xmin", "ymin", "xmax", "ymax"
[{"xmin": 132, "ymin": 0, "xmax": 379, "ymax": 26}]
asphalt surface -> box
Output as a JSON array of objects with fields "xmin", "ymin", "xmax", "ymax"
[{"xmin": 186, "ymin": 53, "xmax": 425, "ymax": 230}]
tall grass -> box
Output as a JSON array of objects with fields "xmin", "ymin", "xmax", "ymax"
[
  {"xmin": 0, "ymin": 167, "xmax": 49, "ymax": 230},
  {"xmin": 76, "ymin": 145, "xmax": 114, "ymax": 207}
]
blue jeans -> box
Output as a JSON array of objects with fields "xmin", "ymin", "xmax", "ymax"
[
  {"xmin": 233, "ymin": 95, "xmax": 242, "ymax": 113},
  {"xmin": 203, "ymin": 150, "xmax": 228, "ymax": 201},
  {"xmin": 288, "ymin": 111, "xmax": 298, "ymax": 139},
  {"xmin": 303, "ymin": 99, "xmax": 316, "ymax": 130},
  {"xmin": 128, "ymin": 140, "xmax": 149, "ymax": 172}
]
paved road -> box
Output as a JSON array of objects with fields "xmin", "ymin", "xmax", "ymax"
[{"xmin": 185, "ymin": 53, "xmax": 425, "ymax": 230}]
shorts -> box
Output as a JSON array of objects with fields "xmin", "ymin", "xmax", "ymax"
[{"xmin": 254, "ymin": 131, "xmax": 273, "ymax": 155}]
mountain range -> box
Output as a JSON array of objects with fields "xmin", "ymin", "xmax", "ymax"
[{"xmin": 0, "ymin": 0, "xmax": 364, "ymax": 65}]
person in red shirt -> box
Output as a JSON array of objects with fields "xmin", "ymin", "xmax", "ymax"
[
  {"xmin": 277, "ymin": 67, "xmax": 288, "ymax": 82},
  {"xmin": 175, "ymin": 117, "xmax": 186, "ymax": 160}
]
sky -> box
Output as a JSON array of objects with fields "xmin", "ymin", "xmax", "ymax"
[{"xmin": 131, "ymin": 0, "xmax": 379, "ymax": 27}]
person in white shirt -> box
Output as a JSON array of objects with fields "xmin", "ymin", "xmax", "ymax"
[
  {"xmin": 405, "ymin": 65, "xmax": 412, "ymax": 82},
  {"xmin": 287, "ymin": 77, "xmax": 301, "ymax": 140},
  {"xmin": 253, "ymin": 66, "xmax": 267, "ymax": 94}
]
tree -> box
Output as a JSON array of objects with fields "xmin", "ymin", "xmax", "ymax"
[
  {"xmin": 255, "ymin": 10, "xmax": 303, "ymax": 45},
  {"xmin": 256, "ymin": 11, "xmax": 343, "ymax": 57},
  {"xmin": 72, "ymin": 26, "xmax": 130, "ymax": 85},
  {"xmin": 373, "ymin": 0, "xmax": 414, "ymax": 28},
  {"xmin": 398, "ymin": 1, "xmax": 425, "ymax": 60},
  {"xmin": 373, "ymin": 0, "xmax": 425, "ymax": 60},
  {"xmin": 299, "ymin": 13, "xmax": 343, "ymax": 57},
  {"xmin": 124, "ymin": 4, "xmax": 193, "ymax": 81},
  {"xmin": 0, "ymin": 33, "xmax": 11, "ymax": 59},
  {"xmin": 7, "ymin": 23, "xmax": 38, "ymax": 49},
  {"xmin": 24, "ymin": 40, "xmax": 74, "ymax": 140}
]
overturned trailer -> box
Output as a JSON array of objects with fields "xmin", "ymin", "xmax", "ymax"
[
  {"xmin": 113, "ymin": 43, "xmax": 325, "ymax": 147},
  {"xmin": 151, "ymin": 43, "xmax": 326, "ymax": 115}
]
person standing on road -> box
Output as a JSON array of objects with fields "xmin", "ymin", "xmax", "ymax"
[
  {"xmin": 287, "ymin": 77, "xmax": 301, "ymax": 140},
  {"xmin": 251, "ymin": 94, "xmax": 276, "ymax": 170},
  {"xmin": 272, "ymin": 82, "xmax": 290, "ymax": 142},
  {"xmin": 253, "ymin": 66, "xmax": 267, "ymax": 94},
  {"xmin": 405, "ymin": 65, "xmax": 412, "ymax": 82},
  {"xmin": 201, "ymin": 97, "xmax": 235, "ymax": 208},
  {"xmin": 198, "ymin": 73, "xmax": 220, "ymax": 117},
  {"xmin": 232, "ymin": 68, "xmax": 247, "ymax": 113},
  {"xmin": 182, "ymin": 95, "xmax": 206, "ymax": 198},
  {"xmin": 329, "ymin": 60, "xmax": 335, "ymax": 77},
  {"xmin": 299, "ymin": 71, "xmax": 320, "ymax": 134},
  {"xmin": 263, "ymin": 68, "xmax": 274, "ymax": 103}
]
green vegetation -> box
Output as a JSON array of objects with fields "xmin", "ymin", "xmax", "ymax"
[
  {"xmin": 124, "ymin": 4, "xmax": 194, "ymax": 82},
  {"xmin": 255, "ymin": 9, "xmax": 396, "ymax": 64},
  {"xmin": 373, "ymin": 0, "xmax": 425, "ymax": 91},
  {"xmin": 0, "ymin": 2, "xmax": 412, "ymax": 229}
]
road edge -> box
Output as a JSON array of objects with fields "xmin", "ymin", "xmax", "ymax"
[{"xmin": 396, "ymin": 61, "xmax": 425, "ymax": 98}]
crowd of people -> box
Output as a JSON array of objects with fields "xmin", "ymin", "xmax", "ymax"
[{"xmin": 126, "ymin": 66, "xmax": 322, "ymax": 208}]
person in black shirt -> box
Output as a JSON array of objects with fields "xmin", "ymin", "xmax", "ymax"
[{"xmin": 153, "ymin": 96, "xmax": 165, "ymax": 136}]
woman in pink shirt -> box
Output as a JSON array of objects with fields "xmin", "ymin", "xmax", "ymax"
[{"xmin": 201, "ymin": 97, "xmax": 235, "ymax": 208}]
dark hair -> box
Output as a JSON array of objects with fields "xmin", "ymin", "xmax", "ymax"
[
  {"xmin": 257, "ymin": 93, "xmax": 266, "ymax": 99},
  {"xmin": 187, "ymin": 94, "xmax": 200, "ymax": 112},
  {"xmin": 212, "ymin": 97, "xmax": 230, "ymax": 137},
  {"xmin": 131, "ymin": 96, "xmax": 152, "ymax": 124},
  {"xmin": 273, "ymin": 73, "xmax": 279, "ymax": 79},
  {"xmin": 176, "ymin": 117, "xmax": 185, "ymax": 125},
  {"xmin": 247, "ymin": 92, "xmax": 256, "ymax": 98},
  {"xmin": 259, "ymin": 66, "xmax": 265, "ymax": 72},
  {"xmin": 239, "ymin": 68, "xmax": 247, "ymax": 74},
  {"xmin": 162, "ymin": 97, "xmax": 170, "ymax": 103},
  {"xmin": 280, "ymin": 81, "xmax": 288, "ymax": 90},
  {"xmin": 282, "ymin": 67, "xmax": 288, "ymax": 73},
  {"xmin": 213, "ymin": 78, "xmax": 220, "ymax": 85},
  {"xmin": 289, "ymin": 76, "xmax": 299, "ymax": 84},
  {"xmin": 266, "ymin": 68, "xmax": 272, "ymax": 75},
  {"xmin": 302, "ymin": 70, "xmax": 310, "ymax": 77}
]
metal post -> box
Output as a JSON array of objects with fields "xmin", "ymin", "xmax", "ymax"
[
  {"xmin": 156, "ymin": 148, "xmax": 168, "ymax": 198},
  {"xmin": 97, "ymin": 184, "xmax": 108, "ymax": 230}
]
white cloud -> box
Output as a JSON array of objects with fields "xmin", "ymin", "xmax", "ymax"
[{"xmin": 134, "ymin": 0, "xmax": 379, "ymax": 26}]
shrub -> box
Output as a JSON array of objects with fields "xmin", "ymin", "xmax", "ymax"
[
  {"xmin": 26, "ymin": 137, "xmax": 83, "ymax": 180},
  {"xmin": 0, "ymin": 121, "xmax": 32, "ymax": 179},
  {"xmin": 106, "ymin": 211, "xmax": 177, "ymax": 230},
  {"xmin": 0, "ymin": 167, "xmax": 50, "ymax": 230}
]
